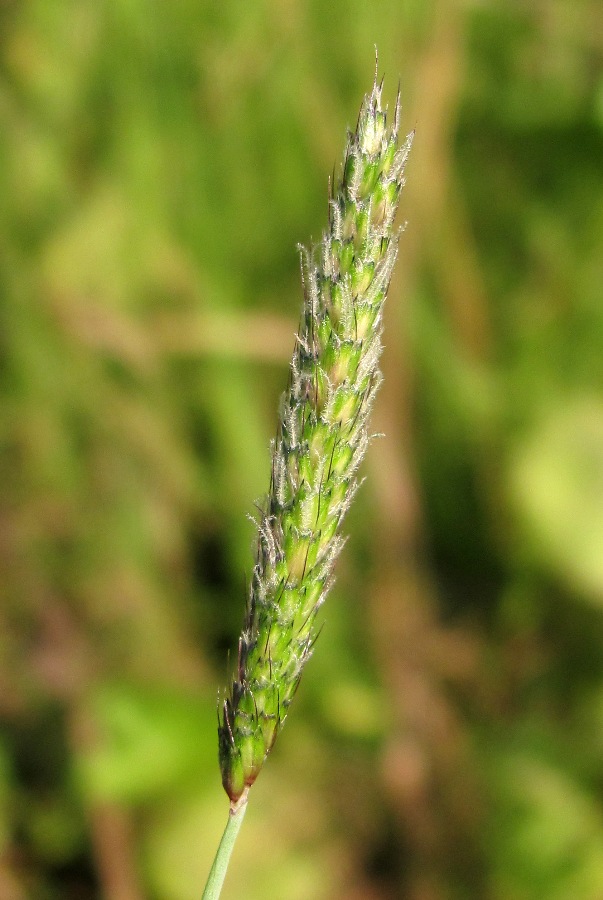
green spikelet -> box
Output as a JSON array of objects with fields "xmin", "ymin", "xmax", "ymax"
[{"xmin": 219, "ymin": 68, "xmax": 413, "ymax": 806}]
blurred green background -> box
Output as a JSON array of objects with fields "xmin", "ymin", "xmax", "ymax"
[{"xmin": 1, "ymin": 1, "xmax": 603, "ymax": 897}]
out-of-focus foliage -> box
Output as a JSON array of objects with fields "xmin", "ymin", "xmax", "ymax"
[{"xmin": 1, "ymin": 1, "xmax": 602, "ymax": 898}]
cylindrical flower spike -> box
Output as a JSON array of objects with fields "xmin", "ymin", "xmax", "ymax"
[{"xmin": 219, "ymin": 70, "xmax": 413, "ymax": 806}]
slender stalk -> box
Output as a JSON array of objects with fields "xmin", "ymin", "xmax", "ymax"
[{"xmin": 202, "ymin": 792, "xmax": 249, "ymax": 900}]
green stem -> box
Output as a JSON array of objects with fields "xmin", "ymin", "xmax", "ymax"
[{"xmin": 202, "ymin": 791, "xmax": 249, "ymax": 900}]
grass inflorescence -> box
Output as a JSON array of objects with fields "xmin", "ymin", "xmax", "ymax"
[{"xmin": 218, "ymin": 66, "xmax": 413, "ymax": 809}]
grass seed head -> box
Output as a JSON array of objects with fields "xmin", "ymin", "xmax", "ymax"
[{"xmin": 219, "ymin": 68, "xmax": 413, "ymax": 805}]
